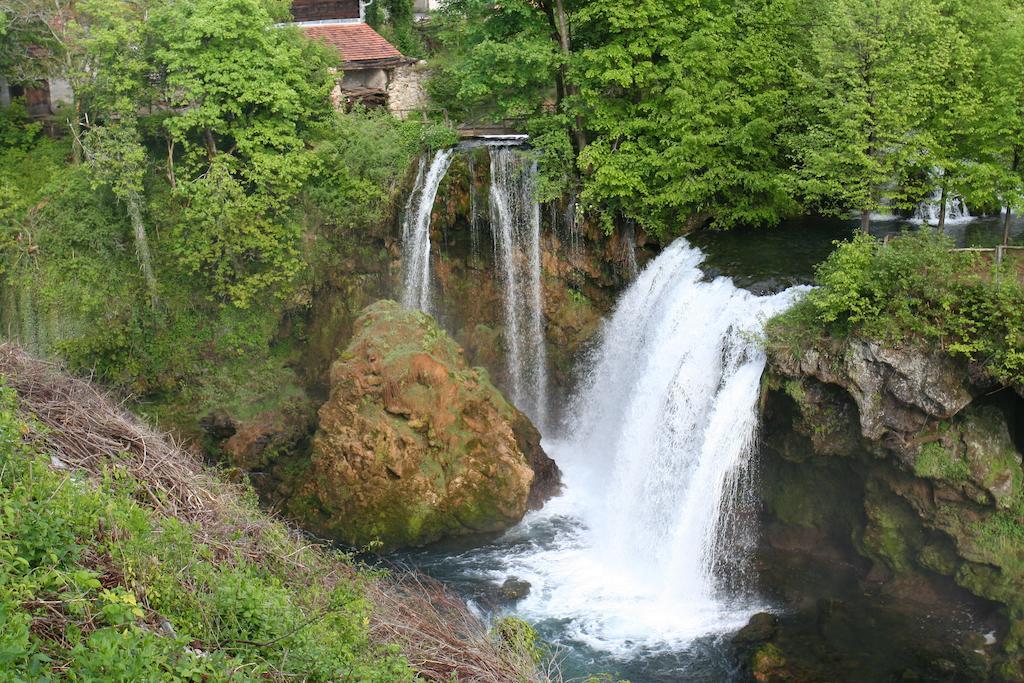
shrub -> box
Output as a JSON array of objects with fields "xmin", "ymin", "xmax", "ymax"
[{"xmin": 769, "ymin": 230, "xmax": 1024, "ymax": 385}]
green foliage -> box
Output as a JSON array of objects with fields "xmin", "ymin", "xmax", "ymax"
[
  {"xmin": 791, "ymin": 0, "xmax": 953, "ymax": 222},
  {"xmin": 306, "ymin": 109, "xmax": 443, "ymax": 236},
  {"xmin": 367, "ymin": 0, "xmax": 422, "ymax": 57},
  {"xmin": 432, "ymin": 0, "xmax": 1024, "ymax": 237},
  {"xmin": 768, "ymin": 230, "xmax": 1024, "ymax": 384},
  {"xmin": 0, "ymin": 0, "xmax": 448, "ymax": 401},
  {"xmin": 0, "ymin": 100, "xmax": 41, "ymax": 150},
  {"xmin": 492, "ymin": 616, "xmax": 544, "ymax": 665},
  {"xmin": 0, "ymin": 384, "xmax": 413, "ymax": 681},
  {"xmin": 149, "ymin": 0, "xmax": 335, "ymax": 306}
]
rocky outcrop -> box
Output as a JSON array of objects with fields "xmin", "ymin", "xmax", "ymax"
[
  {"xmin": 771, "ymin": 337, "xmax": 976, "ymax": 447},
  {"xmin": 761, "ymin": 334, "xmax": 1024, "ymax": 680},
  {"xmin": 289, "ymin": 301, "xmax": 560, "ymax": 549}
]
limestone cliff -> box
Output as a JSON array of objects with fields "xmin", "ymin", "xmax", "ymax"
[{"xmin": 759, "ymin": 333, "xmax": 1024, "ymax": 680}]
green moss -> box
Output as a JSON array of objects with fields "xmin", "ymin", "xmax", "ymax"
[
  {"xmin": 783, "ymin": 379, "xmax": 806, "ymax": 404},
  {"xmin": 970, "ymin": 504, "xmax": 1024, "ymax": 571},
  {"xmin": 914, "ymin": 441, "xmax": 971, "ymax": 482},
  {"xmin": 859, "ymin": 480, "xmax": 925, "ymax": 573},
  {"xmin": 751, "ymin": 643, "xmax": 786, "ymax": 679}
]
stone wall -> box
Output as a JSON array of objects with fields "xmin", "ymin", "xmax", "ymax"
[{"xmin": 388, "ymin": 62, "xmax": 431, "ymax": 117}]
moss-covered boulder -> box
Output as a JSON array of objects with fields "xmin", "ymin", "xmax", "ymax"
[{"xmin": 291, "ymin": 300, "xmax": 560, "ymax": 549}]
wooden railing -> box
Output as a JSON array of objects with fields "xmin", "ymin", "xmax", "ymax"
[{"xmin": 948, "ymin": 245, "xmax": 1024, "ymax": 265}]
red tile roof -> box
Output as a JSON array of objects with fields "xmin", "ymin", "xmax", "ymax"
[{"xmin": 302, "ymin": 23, "xmax": 406, "ymax": 67}]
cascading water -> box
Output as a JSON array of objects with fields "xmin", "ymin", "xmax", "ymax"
[
  {"xmin": 912, "ymin": 187, "xmax": 973, "ymax": 226},
  {"xmin": 401, "ymin": 149, "xmax": 455, "ymax": 313},
  {"xmin": 488, "ymin": 146, "xmax": 550, "ymax": 429},
  {"xmin": 408, "ymin": 238, "xmax": 808, "ymax": 666},
  {"xmin": 468, "ymin": 154, "xmax": 483, "ymax": 258}
]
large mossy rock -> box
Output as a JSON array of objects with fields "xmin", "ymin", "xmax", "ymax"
[{"xmin": 291, "ymin": 300, "xmax": 560, "ymax": 549}]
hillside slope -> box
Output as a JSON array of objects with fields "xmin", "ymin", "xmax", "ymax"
[{"xmin": 0, "ymin": 344, "xmax": 547, "ymax": 682}]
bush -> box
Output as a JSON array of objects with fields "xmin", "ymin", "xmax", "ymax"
[{"xmin": 769, "ymin": 230, "xmax": 1024, "ymax": 385}]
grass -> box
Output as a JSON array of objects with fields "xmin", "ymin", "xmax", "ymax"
[{"xmin": 0, "ymin": 344, "xmax": 559, "ymax": 682}]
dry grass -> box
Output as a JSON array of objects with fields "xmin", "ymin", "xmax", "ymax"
[
  {"xmin": 0, "ymin": 343, "xmax": 558, "ymax": 683},
  {"xmin": 368, "ymin": 571, "xmax": 563, "ymax": 683}
]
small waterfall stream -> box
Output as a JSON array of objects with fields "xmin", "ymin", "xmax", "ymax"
[
  {"xmin": 488, "ymin": 147, "xmax": 549, "ymax": 429},
  {"xmin": 400, "ymin": 143, "xmax": 550, "ymax": 429},
  {"xmin": 913, "ymin": 189, "xmax": 972, "ymax": 226},
  {"xmin": 401, "ymin": 149, "xmax": 454, "ymax": 314}
]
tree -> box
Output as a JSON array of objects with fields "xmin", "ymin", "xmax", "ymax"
[
  {"xmin": 793, "ymin": 0, "xmax": 952, "ymax": 232},
  {"xmin": 71, "ymin": 0, "xmax": 161, "ymax": 306},
  {"xmin": 915, "ymin": 0, "xmax": 978, "ymax": 231},
  {"xmin": 966, "ymin": 1, "xmax": 1024, "ymax": 245},
  {"xmin": 149, "ymin": 0, "xmax": 335, "ymax": 306},
  {"xmin": 570, "ymin": 0, "xmax": 810, "ymax": 235},
  {"xmin": 0, "ymin": 0, "xmax": 67, "ymax": 83}
]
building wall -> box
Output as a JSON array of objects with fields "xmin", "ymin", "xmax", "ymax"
[
  {"xmin": 387, "ymin": 63, "xmax": 430, "ymax": 118},
  {"xmin": 341, "ymin": 68, "xmax": 388, "ymax": 91},
  {"xmin": 413, "ymin": 0, "xmax": 445, "ymax": 11},
  {"xmin": 49, "ymin": 78, "xmax": 74, "ymax": 110},
  {"xmin": 292, "ymin": 0, "xmax": 360, "ymax": 22}
]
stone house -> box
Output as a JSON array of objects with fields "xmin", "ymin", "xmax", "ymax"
[{"xmin": 293, "ymin": 0, "xmax": 428, "ymax": 113}]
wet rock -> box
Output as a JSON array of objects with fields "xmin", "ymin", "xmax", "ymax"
[
  {"xmin": 733, "ymin": 612, "xmax": 779, "ymax": 644},
  {"xmin": 772, "ymin": 338, "xmax": 974, "ymax": 449},
  {"xmin": 762, "ymin": 332, "xmax": 1024, "ymax": 675},
  {"xmin": 499, "ymin": 577, "xmax": 531, "ymax": 601},
  {"xmin": 290, "ymin": 301, "xmax": 560, "ymax": 549},
  {"xmin": 222, "ymin": 402, "xmax": 315, "ymax": 472},
  {"xmin": 200, "ymin": 409, "xmax": 237, "ymax": 441}
]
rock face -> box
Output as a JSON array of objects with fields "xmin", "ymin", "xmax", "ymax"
[
  {"xmin": 762, "ymin": 333, "xmax": 1024, "ymax": 679},
  {"xmin": 290, "ymin": 300, "xmax": 560, "ymax": 549}
]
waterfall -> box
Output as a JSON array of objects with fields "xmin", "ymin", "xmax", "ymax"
[
  {"xmin": 468, "ymin": 154, "xmax": 483, "ymax": 258},
  {"xmin": 488, "ymin": 146, "xmax": 549, "ymax": 429},
  {"xmin": 442, "ymin": 238, "xmax": 808, "ymax": 653},
  {"xmin": 568, "ymin": 240, "xmax": 803, "ymax": 599},
  {"xmin": 401, "ymin": 149, "xmax": 455, "ymax": 313},
  {"xmin": 912, "ymin": 188, "xmax": 972, "ymax": 226}
]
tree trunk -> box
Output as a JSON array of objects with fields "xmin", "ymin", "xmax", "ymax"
[
  {"xmin": 166, "ymin": 136, "xmax": 177, "ymax": 189},
  {"xmin": 1005, "ymin": 147, "xmax": 1020, "ymax": 246},
  {"xmin": 938, "ymin": 181, "xmax": 948, "ymax": 233},
  {"xmin": 204, "ymin": 128, "xmax": 218, "ymax": 161},
  {"xmin": 544, "ymin": 0, "xmax": 586, "ymax": 154},
  {"xmin": 860, "ymin": 209, "xmax": 871, "ymax": 234},
  {"xmin": 126, "ymin": 190, "xmax": 159, "ymax": 308}
]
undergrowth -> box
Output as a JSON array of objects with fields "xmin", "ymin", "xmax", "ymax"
[
  {"xmin": 0, "ymin": 347, "xmax": 557, "ymax": 682},
  {"xmin": 767, "ymin": 230, "xmax": 1024, "ymax": 385},
  {"xmin": 0, "ymin": 383, "xmax": 413, "ymax": 682}
]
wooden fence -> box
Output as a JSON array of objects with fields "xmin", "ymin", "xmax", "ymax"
[{"xmin": 949, "ymin": 245, "xmax": 1024, "ymax": 266}]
